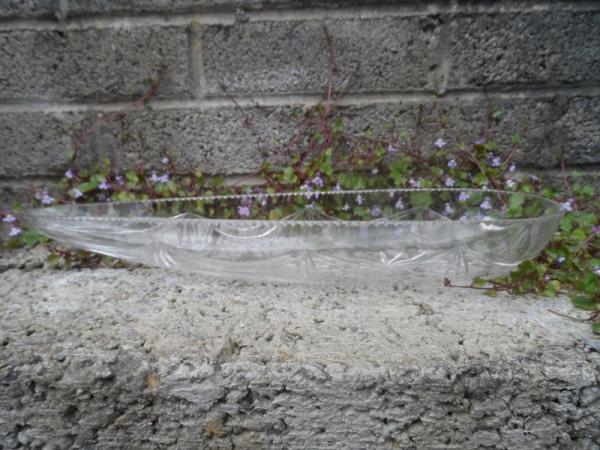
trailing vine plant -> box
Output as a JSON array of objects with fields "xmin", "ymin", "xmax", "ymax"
[{"xmin": 0, "ymin": 28, "xmax": 598, "ymax": 333}]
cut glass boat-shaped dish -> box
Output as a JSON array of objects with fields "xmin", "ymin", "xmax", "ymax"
[{"xmin": 21, "ymin": 189, "xmax": 563, "ymax": 284}]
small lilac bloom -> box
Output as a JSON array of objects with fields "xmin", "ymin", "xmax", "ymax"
[
  {"xmin": 311, "ymin": 174, "xmax": 324, "ymax": 188},
  {"xmin": 556, "ymin": 256, "xmax": 566, "ymax": 264},
  {"xmin": 371, "ymin": 204, "xmax": 382, "ymax": 217},
  {"xmin": 238, "ymin": 206, "xmax": 251, "ymax": 217},
  {"xmin": 489, "ymin": 154, "xmax": 502, "ymax": 167},
  {"xmin": 443, "ymin": 203, "xmax": 455, "ymax": 216},
  {"xmin": 434, "ymin": 138, "xmax": 447, "ymax": 149},
  {"xmin": 408, "ymin": 178, "xmax": 421, "ymax": 188},
  {"xmin": 506, "ymin": 179, "xmax": 516, "ymax": 188},
  {"xmin": 99, "ymin": 180, "xmax": 110, "ymax": 190},
  {"xmin": 161, "ymin": 156, "xmax": 170, "ymax": 164},
  {"xmin": 9, "ymin": 226, "xmax": 21, "ymax": 237},
  {"xmin": 116, "ymin": 175, "xmax": 125, "ymax": 186},
  {"xmin": 447, "ymin": 159, "xmax": 457, "ymax": 168},
  {"xmin": 2, "ymin": 214, "xmax": 16, "ymax": 223},
  {"xmin": 342, "ymin": 203, "xmax": 351, "ymax": 212},
  {"xmin": 306, "ymin": 203, "xmax": 315, "ymax": 209},
  {"xmin": 150, "ymin": 172, "xmax": 170, "ymax": 183},
  {"xmin": 561, "ymin": 199, "xmax": 574, "ymax": 212},
  {"xmin": 41, "ymin": 193, "xmax": 55, "ymax": 205},
  {"xmin": 444, "ymin": 177, "xmax": 455, "ymax": 187},
  {"xmin": 301, "ymin": 183, "xmax": 313, "ymax": 199},
  {"xmin": 592, "ymin": 225, "xmax": 600, "ymax": 234},
  {"xmin": 356, "ymin": 194, "xmax": 364, "ymax": 205},
  {"xmin": 395, "ymin": 199, "xmax": 404, "ymax": 210},
  {"xmin": 458, "ymin": 192, "xmax": 471, "ymax": 202},
  {"xmin": 387, "ymin": 144, "xmax": 399, "ymax": 154},
  {"xmin": 65, "ymin": 168, "xmax": 75, "ymax": 179},
  {"xmin": 73, "ymin": 189, "xmax": 83, "ymax": 199},
  {"xmin": 594, "ymin": 267, "xmax": 600, "ymax": 276},
  {"xmin": 509, "ymin": 163, "xmax": 516, "ymax": 173},
  {"xmin": 480, "ymin": 197, "xmax": 493, "ymax": 210},
  {"xmin": 528, "ymin": 174, "xmax": 539, "ymax": 182},
  {"xmin": 333, "ymin": 182, "xmax": 341, "ymax": 192}
]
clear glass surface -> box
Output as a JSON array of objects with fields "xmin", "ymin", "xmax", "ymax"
[{"xmin": 20, "ymin": 189, "xmax": 564, "ymax": 284}]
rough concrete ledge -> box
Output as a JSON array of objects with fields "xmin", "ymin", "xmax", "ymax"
[{"xmin": 0, "ymin": 248, "xmax": 599, "ymax": 449}]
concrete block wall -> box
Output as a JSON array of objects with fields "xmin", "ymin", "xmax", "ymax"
[{"xmin": 1, "ymin": 0, "xmax": 599, "ymax": 205}]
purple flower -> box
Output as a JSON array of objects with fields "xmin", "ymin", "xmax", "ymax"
[
  {"xmin": 408, "ymin": 178, "xmax": 421, "ymax": 188},
  {"xmin": 475, "ymin": 137, "xmax": 486, "ymax": 145},
  {"xmin": 556, "ymin": 256, "xmax": 566, "ymax": 264},
  {"xmin": 480, "ymin": 197, "xmax": 493, "ymax": 210},
  {"xmin": 444, "ymin": 177, "xmax": 455, "ymax": 187},
  {"xmin": 356, "ymin": 194, "xmax": 364, "ymax": 205},
  {"xmin": 506, "ymin": 179, "xmax": 516, "ymax": 188},
  {"xmin": 40, "ymin": 191, "xmax": 55, "ymax": 205},
  {"xmin": 116, "ymin": 175, "xmax": 125, "ymax": 186},
  {"xmin": 161, "ymin": 156, "xmax": 170, "ymax": 164},
  {"xmin": 72, "ymin": 189, "xmax": 83, "ymax": 199},
  {"xmin": 458, "ymin": 191, "xmax": 471, "ymax": 202},
  {"xmin": 150, "ymin": 172, "xmax": 170, "ymax": 183},
  {"xmin": 238, "ymin": 206, "xmax": 251, "ymax": 217},
  {"xmin": 342, "ymin": 203, "xmax": 351, "ymax": 212},
  {"xmin": 594, "ymin": 267, "xmax": 600, "ymax": 276},
  {"xmin": 333, "ymin": 182, "xmax": 341, "ymax": 192},
  {"xmin": 434, "ymin": 138, "xmax": 447, "ymax": 149},
  {"xmin": 509, "ymin": 163, "xmax": 516, "ymax": 173},
  {"xmin": 528, "ymin": 174, "xmax": 539, "ymax": 182},
  {"xmin": 311, "ymin": 174, "xmax": 324, "ymax": 188},
  {"xmin": 300, "ymin": 183, "xmax": 313, "ymax": 200},
  {"xmin": 489, "ymin": 154, "xmax": 502, "ymax": 167},
  {"xmin": 257, "ymin": 194, "xmax": 267, "ymax": 207},
  {"xmin": 592, "ymin": 225, "xmax": 600, "ymax": 234},
  {"xmin": 2, "ymin": 214, "xmax": 16, "ymax": 223},
  {"xmin": 387, "ymin": 144, "xmax": 399, "ymax": 154},
  {"xmin": 443, "ymin": 203, "xmax": 455, "ymax": 216},
  {"xmin": 65, "ymin": 168, "xmax": 75, "ymax": 179},
  {"xmin": 99, "ymin": 180, "xmax": 110, "ymax": 190},
  {"xmin": 371, "ymin": 204, "xmax": 382, "ymax": 217},
  {"xmin": 447, "ymin": 159, "xmax": 457, "ymax": 168},
  {"xmin": 395, "ymin": 199, "xmax": 404, "ymax": 210},
  {"xmin": 561, "ymin": 199, "xmax": 574, "ymax": 212},
  {"xmin": 9, "ymin": 226, "xmax": 21, "ymax": 237}
]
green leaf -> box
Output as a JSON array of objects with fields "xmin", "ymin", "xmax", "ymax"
[
  {"xmin": 76, "ymin": 180, "xmax": 99, "ymax": 193},
  {"xmin": 571, "ymin": 295, "xmax": 598, "ymax": 311},
  {"xmin": 126, "ymin": 171, "xmax": 139, "ymax": 185},
  {"xmin": 410, "ymin": 191, "xmax": 433, "ymax": 209},
  {"xmin": 282, "ymin": 167, "xmax": 298, "ymax": 184},
  {"xmin": 22, "ymin": 230, "xmax": 45, "ymax": 246},
  {"xmin": 64, "ymin": 149, "xmax": 76, "ymax": 161},
  {"xmin": 472, "ymin": 277, "xmax": 487, "ymax": 288},
  {"xmin": 47, "ymin": 253, "xmax": 60, "ymax": 267}
]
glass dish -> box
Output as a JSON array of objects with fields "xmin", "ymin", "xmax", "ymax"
[{"xmin": 20, "ymin": 188, "xmax": 563, "ymax": 284}]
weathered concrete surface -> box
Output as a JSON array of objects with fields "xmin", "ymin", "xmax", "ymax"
[
  {"xmin": 0, "ymin": 27, "xmax": 192, "ymax": 102},
  {"xmin": 0, "ymin": 247, "xmax": 599, "ymax": 449},
  {"xmin": 0, "ymin": 0, "xmax": 435, "ymax": 19},
  {"xmin": 202, "ymin": 16, "xmax": 443, "ymax": 95},
  {"xmin": 449, "ymin": 10, "xmax": 600, "ymax": 89},
  {"xmin": 1, "ymin": 93, "xmax": 598, "ymax": 178}
]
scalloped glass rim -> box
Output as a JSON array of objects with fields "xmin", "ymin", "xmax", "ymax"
[{"xmin": 21, "ymin": 188, "xmax": 564, "ymax": 284}]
